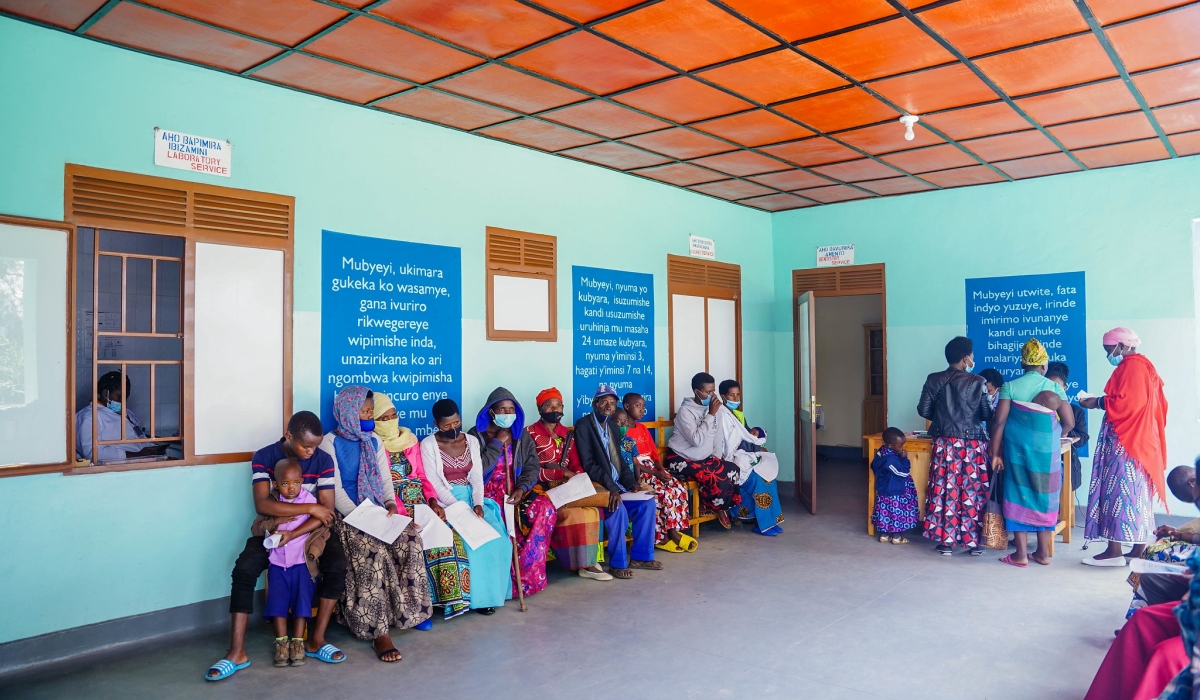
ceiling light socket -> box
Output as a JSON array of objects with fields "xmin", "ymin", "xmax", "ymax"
[{"xmin": 899, "ymin": 114, "xmax": 920, "ymax": 141}]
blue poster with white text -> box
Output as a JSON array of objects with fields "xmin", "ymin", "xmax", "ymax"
[
  {"xmin": 572, "ymin": 266, "xmax": 654, "ymax": 424},
  {"xmin": 321, "ymin": 230, "xmax": 461, "ymax": 439}
]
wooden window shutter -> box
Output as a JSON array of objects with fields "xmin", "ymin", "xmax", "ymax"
[
  {"xmin": 667, "ymin": 254, "xmax": 740, "ymax": 298},
  {"xmin": 65, "ymin": 164, "xmax": 292, "ymax": 242},
  {"xmin": 666, "ymin": 254, "xmax": 742, "ymax": 415},
  {"xmin": 793, "ymin": 264, "xmax": 884, "ymax": 297},
  {"xmin": 485, "ymin": 226, "xmax": 557, "ymax": 342}
]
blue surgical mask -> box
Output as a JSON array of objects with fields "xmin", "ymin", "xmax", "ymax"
[
  {"xmin": 359, "ymin": 418, "xmax": 375, "ymax": 432},
  {"xmin": 725, "ymin": 400, "xmax": 741, "ymax": 410},
  {"xmin": 106, "ymin": 400, "xmax": 122, "ymax": 414},
  {"xmin": 1107, "ymin": 347, "xmax": 1125, "ymax": 367},
  {"xmin": 492, "ymin": 413, "xmax": 517, "ymax": 429},
  {"xmin": 700, "ymin": 396, "xmax": 711, "ymax": 406}
]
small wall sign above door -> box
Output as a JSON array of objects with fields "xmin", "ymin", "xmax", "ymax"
[
  {"xmin": 816, "ymin": 244, "xmax": 854, "ymax": 267},
  {"xmin": 154, "ymin": 127, "xmax": 231, "ymax": 177},
  {"xmin": 689, "ymin": 234, "xmax": 715, "ymax": 260}
]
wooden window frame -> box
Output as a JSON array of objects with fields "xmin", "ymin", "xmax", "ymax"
[
  {"xmin": 485, "ymin": 226, "xmax": 557, "ymax": 342},
  {"xmin": 666, "ymin": 254, "xmax": 742, "ymax": 417},
  {"xmin": 61, "ymin": 164, "xmax": 294, "ymax": 476}
]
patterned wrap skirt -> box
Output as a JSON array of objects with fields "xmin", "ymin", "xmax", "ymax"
[
  {"xmin": 333, "ymin": 513, "xmax": 432, "ymax": 640},
  {"xmin": 1086, "ymin": 420, "xmax": 1156, "ymax": 544},
  {"xmin": 483, "ymin": 463, "xmax": 555, "ymax": 598},
  {"xmin": 639, "ymin": 472, "xmax": 690, "ymax": 544},
  {"xmin": 549, "ymin": 502, "xmax": 602, "ymax": 570},
  {"xmin": 922, "ymin": 437, "xmax": 990, "ymax": 548},
  {"xmin": 734, "ymin": 471, "xmax": 784, "ymax": 535},
  {"xmin": 874, "ymin": 482, "xmax": 919, "ymax": 534},
  {"xmin": 663, "ymin": 449, "xmax": 742, "ymax": 512}
]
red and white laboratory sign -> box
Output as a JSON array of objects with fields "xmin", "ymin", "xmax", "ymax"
[
  {"xmin": 153, "ymin": 127, "xmax": 231, "ymax": 177},
  {"xmin": 817, "ymin": 244, "xmax": 854, "ymax": 267}
]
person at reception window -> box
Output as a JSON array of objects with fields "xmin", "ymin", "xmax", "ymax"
[
  {"xmin": 917, "ymin": 337, "xmax": 994, "ymax": 556},
  {"xmin": 1045, "ymin": 362, "xmax": 1089, "ymax": 492},
  {"xmin": 620, "ymin": 393, "xmax": 693, "ymax": 553},
  {"xmin": 319, "ymin": 386, "xmax": 431, "ymax": 662},
  {"xmin": 666, "ymin": 372, "xmax": 743, "ymax": 529},
  {"xmin": 75, "ymin": 370, "xmax": 164, "ymax": 463},
  {"xmin": 1078, "ymin": 327, "xmax": 1168, "ymax": 567},
  {"xmin": 574, "ymin": 384, "xmax": 663, "ymax": 579},
  {"xmin": 468, "ymin": 387, "xmax": 556, "ymax": 598},
  {"xmin": 518, "ymin": 387, "xmax": 611, "ymax": 581},
  {"xmin": 206, "ymin": 411, "xmax": 346, "ymax": 682}
]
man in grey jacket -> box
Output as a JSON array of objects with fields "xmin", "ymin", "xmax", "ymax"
[{"xmin": 665, "ymin": 372, "xmax": 743, "ymax": 529}]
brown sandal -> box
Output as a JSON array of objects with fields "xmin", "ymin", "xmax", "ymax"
[
  {"xmin": 610, "ymin": 567, "xmax": 635, "ymax": 579},
  {"xmin": 628, "ymin": 559, "xmax": 664, "ymax": 570},
  {"xmin": 273, "ymin": 638, "xmax": 290, "ymax": 667},
  {"xmin": 289, "ymin": 638, "xmax": 306, "ymax": 666}
]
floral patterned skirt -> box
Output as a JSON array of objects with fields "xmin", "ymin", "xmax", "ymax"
[
  {"xmin": 1086, "ymin": 420, "xmax": 1155, "ymax": 544},
  {"xmin": 639, "ymin": 472, "xmax": 690, "ymax": 543},
  {"xmin": 334, "ymin": 513, "xmax": 431, "ymax": 640},
  {"xmin": 663, "ymin": 449, "xmax": 742, "ymax": 511}
]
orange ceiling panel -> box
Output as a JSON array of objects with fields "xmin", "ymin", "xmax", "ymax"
[
  {"xmin": 372, "ymin": 0, "xmax": 571, "ymax": 57},
  {"xmin": 689, "ymin": 150, "xmax": 789, "ymax": 176},
  {"xmin": 559, "ymin": 142, "xmax": 672, "ymax": 169},
  {"xmin": 995, "ymin": 152, "xmax": 1081, "ymax": 178},
  {"xmin": 541, "ymin": 100, "xmax": 670, "ymax": 138},
  {"xmin": 796, "ymin": 185, "xmax": 873, "ymax": 203},
  {"xmin": 918, "ymin": 0, "xmax": 1088, "ymax": 58},
  {"xmin": 975, "ymin": 34, "xmax": 1117, "ymax": 96},
  {"xmin": 86, "ymin": 3, "xmax": 281, "ymax": 72},
  {"xmin": 1154, "ymin": 102, "xmax": 1200, "ymax": 134},
  {"xmin": 535, "ymin": 0, "xmax": 647, "ymax": 23},
  {"xmin": 880, "ymin": 144, "xmax": 978, "ymax": 173},
  {"xmin": 254, "ymin": 53, "xmax": 410, "ymax": 104},
  {"xmin": 140, "ymin": 0, "xmax": 347, "ymax": 45},
  {"xmin": 689, "ymin": 179, "xmax": 776, "ymax": 200},
  {"xmin": 477, "ymin": 118, "xmax": 601, "ymax": 151},
  {"xmin": 721, "ymin": 0, "xmax": 898, "ymax": 43},
  {"xmin": 621, "ymin": 127, "xmax": 736, "ymax": 158},
  {"xmin": 837, "ymin": 121, "xmax": 943, "ymax": 154},
  {"xmin": 1170, "ymin": 130, "xmax": 1200, "ymax": 156},
  {"xmin": 760, "ymin": 138, "xmax": 862, "ymax": 166},
  {"xmin": 802, "ymin": 18, "xmax": 956, "ymax": 82},
  {"xmin": 1088, "ymin": 0, "xmax": 1193, "ymax": 25},
  {"xmin": 507, "ymin": 32, "xmax": 675, "ymax": 94},
  {"xmin": 921, "ymin": 165, "xmax": 1007, "ymax": 187},
  {"xmin": 870, "ymin": 63, "xmax": 998, "ymax": 114},
  {"xmin": 1074, "ymin": 138, "xmax": 1169, "ymax": 168},
  {"xmin": 632, "ymin": 162, "xmax": 727, "ymax": 185},
  {"xmin": 595, "ymin": 0, "xmax": 777, "ymax": 70},
  {"xmin": 961, "ymin": 130, "xmax": 1059, "ymax": 160},
  {"xmin": 1015, "ymin": 80, "xmax": 1141, "ymax": 126},
  {"xmin": 305, "ymin": 17, "xmax": 483, "ymax": 84},
  {"xmin": 857, "ymin": 176, "xmax": 936, "ymax": 194},
  {"xmin": 809, "ymin": 158, "xmax": 900, "ymax": 181},
  {"xmin": 1048, "ymin": 111, "xmax": 1157, "ymax": 149},
  {"xmin": 437, "ymin": 64, "xmax": 586, "ymax": 113},
  {"xmin": 613, "ymin": 77, "xmax": 753, "ymax": 123},
  {"xmin": 692, "ymin": 110, "xmax": 812, "ymax": 147},
  {"xmin": 921, "ymin": 102, "xmax": 1031, "ymax": 140},
  {"xmin": 699, "ymin": 50, "xmax": 847, "ymax": 104},
  {"xmin": 0, "ymin": 0, "xmax": 107, "ymax": 30},
  {"xmin": 774, "ymin": 88, "xmax": 899, "ymax": 133},
  {"xmin": 1134, "ymin": 63, "xmax": 1200, "ymax": 108},
  {"xmin": 376, "ymin": 89, "xmax": 518, "ymax": 129},
  {"xmin": 748, "ymin": 169, "xmax": 834, "ymax": 190},
  {"xmin": 1106, "ymin": 5, "xmax": 1200, "ymax": 73},
  {"xmin": 738, "ymin": 193, "xmax": 815, "ymax": 211}
]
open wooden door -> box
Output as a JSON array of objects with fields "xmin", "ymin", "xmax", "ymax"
[{"xmin": 793, "ymin": 291, "xmax": 817, "ymax": 513}]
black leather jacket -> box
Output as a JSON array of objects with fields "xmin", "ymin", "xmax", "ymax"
[{"xmin": 917, "ymin": 368, "xmax": 994, "ymax": 440}]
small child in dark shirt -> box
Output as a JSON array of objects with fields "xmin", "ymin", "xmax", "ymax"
[{"xmin": 872, "ymin": 427, "xmax": 919, "ymax": 544}]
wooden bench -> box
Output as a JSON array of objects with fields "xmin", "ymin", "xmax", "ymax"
[{"xmin": 640, "ymin": 417, "xmax": 717, "ymax": 539}]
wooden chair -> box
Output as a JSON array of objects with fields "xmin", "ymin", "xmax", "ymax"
[{"xmin": 639, "ymin": 417, "xmax": 716, "ymax": 539}]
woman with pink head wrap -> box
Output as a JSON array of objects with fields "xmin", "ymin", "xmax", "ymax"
[{"xmin": 1079, "ymin": 327, "xmax": 1168, "ymax": 567}]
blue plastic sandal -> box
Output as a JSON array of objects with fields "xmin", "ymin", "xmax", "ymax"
[
  {"xmin": 415, "ymin": 619, "xmax": 433, "ymax": 631},
  {"xmin": 205, "ymin": 658, "xmax": 250, "ymax": 681},
  {"xmin": 304, "ymin": 643, "xmax": 345, "ymax": 664}
]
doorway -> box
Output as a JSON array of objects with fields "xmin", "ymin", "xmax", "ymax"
[{"xmin": 792, "ymin": 264, "xmax": 887, "ymax": 514}]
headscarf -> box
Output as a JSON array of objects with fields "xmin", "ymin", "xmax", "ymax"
[
  {"xmin": 536, "ymin": 387, "xmax": 562, "ymax": 409},
  {"xmin": 1021, "ymin": 338, "xmax": 1049, "ymax": 366},
  {"xmin": 1103, "ymin": 326, "xmax": 1142, "ymax": 348},
  {"xmin": 333, "ymin": 385, "xmax": 391, "ymax": 508},
  {"xmin": 372, "ymin": 392, "xmax": 417, "ymax": 454}
]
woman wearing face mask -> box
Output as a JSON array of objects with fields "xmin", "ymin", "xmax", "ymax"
[
  {"xmin": 1078, "ymin": 327, "xmax": 1168, "ymax": 567},
  {"xmin": 421, "ymin": 398, "xmax": 512, "ymax": 615},
  {"xmin": 318, "ymin": 386, "xmax": 431, "ymax": 662},
  {"xmin": 917, "ymin": 337, "xmax": 995, "ymax": 556},
  {"xmin": 467, "ymin": 387, "xmax": 556, "ymax": 597}
]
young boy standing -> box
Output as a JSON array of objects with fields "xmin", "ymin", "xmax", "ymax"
[{"xmin": 264, "ymin": 458, "xmax": 323, "ymax": 667}]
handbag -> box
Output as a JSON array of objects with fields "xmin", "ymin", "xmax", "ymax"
[{"xmin": 981, "ymin": 472, "xmax": 1008, "ymax": 550}]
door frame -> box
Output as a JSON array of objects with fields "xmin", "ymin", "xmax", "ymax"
[
  {"xmin": 792, "ymin": 292, "xmax": 816, "ymax": 512},
  {"xmin": 791, "ymin": 263, "xmax": 887, "ymax": 513}
]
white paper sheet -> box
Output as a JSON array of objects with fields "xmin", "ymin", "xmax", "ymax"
[
  {"xmin": 343, "ymin": 500, "xmax": 413, "ymax": 545},
  {"xmin": 504, "ymin": 501, "xmax": 518, "ymax": 538},
  {"xmin": 444, "ymin": 501, "xmax": 500, "ymax": 550},
  {"xmin": 1130, "ymin": 559, "xmax": 1189, "ymax": 575},
  {"xmin": 1076, "ymin": 390, "xmax": 1093, "ymax": 401},
  {"xmin": 620, "ymin": 491, "xmax": 654, "ymax": 501},
  {"xmin": 412, "ymin": 503, "xmax": 453, "ymax": 551},
  {"xmin": 546, "ymin": 472, "xmax": 597, "ymax": 509},
  {"xmin": 263, "ymin": 533, "xmax": 283, "ymax": 549}
]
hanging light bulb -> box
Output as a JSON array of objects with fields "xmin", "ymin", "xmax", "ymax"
[{"xmin": 899, "ymin": 115, "xmax": 920, "ymax": 141}]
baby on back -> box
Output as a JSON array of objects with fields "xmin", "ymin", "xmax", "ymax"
[{"xmin": 1030, "ymin": 390, "xmax": 1062, "ymax": 413}]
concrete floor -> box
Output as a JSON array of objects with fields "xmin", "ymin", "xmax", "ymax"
[{"xmin": 2, "ymin": 460, "xmax": 1137, "ymax": 700}]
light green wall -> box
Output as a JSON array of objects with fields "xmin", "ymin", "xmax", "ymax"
[
  {"xmin": 0, "ymin": 18, "xmax": 773, "ymax": 643},
  {"xmin": 771, "ymin": 155, "xmax": 1200, "ymax": 513}
]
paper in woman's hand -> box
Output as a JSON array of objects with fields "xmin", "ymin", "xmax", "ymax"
[
  {"xmin": 412, "ymin": 503, "xmax": 453, "ymax": 551},
  {"xmin": 344, "ymin": 500, "xmax": 413, "ymax": 545},
  {"xmin": 443, "ymin": 501, "xmax": 500, "ymax": 550},
  {"xmin": 546, "ymin": 472, "xmax": 597, "ymax": 509}
]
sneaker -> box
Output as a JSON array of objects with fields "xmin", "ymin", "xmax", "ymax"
[
  {"xmin": 969, "ymin": 547, "xmax": 986, "ymax": 556},
  {"xmin": 579, "ymin": 566, "xmax": 613, "ymax": 581},
  {"xmin": 935, "ymin": 545, "xmax": 954, "ymax": 556}
]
